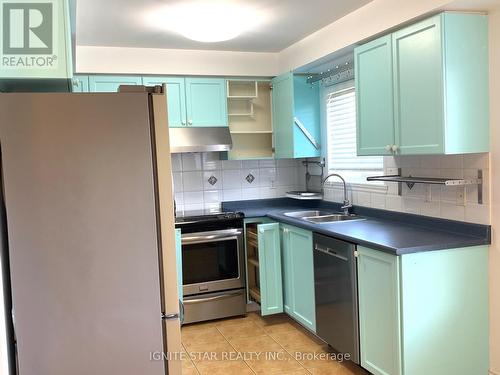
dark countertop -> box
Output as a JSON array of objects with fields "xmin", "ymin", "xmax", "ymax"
[{"xmin": 222, "ymin": 198, "xmax": 491, "ymax": 255}]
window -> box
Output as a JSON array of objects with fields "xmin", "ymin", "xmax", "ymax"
[{"xmin": 324, "ymin": 83, "xmax": 383, "ymax": 185}]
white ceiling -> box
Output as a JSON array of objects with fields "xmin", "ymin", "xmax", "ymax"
[{"xmin": 76, "ymin": 0, "xmax": 374, "ymax": 53}]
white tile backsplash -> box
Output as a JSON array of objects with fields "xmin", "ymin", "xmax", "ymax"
[
  {"xmin": 182, "ymin": 171, "xmax": 203, "ymax": 192},
  {"xmin": 222, "ymin": 160, "xmax": 242, "ymax": 170},
  {"xmin": 222, "ymin": 169, "xmax": 242, "ymax": 190},
  {"xmin": 183, "ymin": 191, "xmax": 204, "ymax": 205},
  {"xmin": 173, "ymin": 153, "xmax": 303, "ymax": 214},
  {"xmin": 171, "ymin": 154, "xmax": 182, "ymax": 172},
  {"xmin": 181, "ymin": 153, "xmax": 202, "ymax": 171},
  {"xmin": 223, "ymin": 188, "xmax": 242, "ymax": 201},
  {"xmin": 202, "ymin": 152, "xmax": 222, "ymax": 170},
  {"xmin": 322, "ymin": 153, "xmax": 490, "ymax": 224}
]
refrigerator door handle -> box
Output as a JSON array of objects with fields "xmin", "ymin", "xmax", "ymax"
[{"xmin": 161, "ymin": 312, "xmax": 180, "ymax": 320}]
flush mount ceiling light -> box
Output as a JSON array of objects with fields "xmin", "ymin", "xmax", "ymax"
[{"xmin": 149, "ymin": 1, "xmax": 266, "ymax": 43}]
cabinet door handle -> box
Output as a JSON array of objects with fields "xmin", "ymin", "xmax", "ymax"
[
  {"xmin": 392, "ymin": 145, "xmax": 399, "ymax": 153},
  {"xmin": 385, "ymin": 145, "xmax": 392, "ymax": 152},
  {"xmin": 188, "ymin": 120, "xmax": 193, "ymax": 126},
  {"xmin": 181, "ymin": 121, "xmax": 186, "ymax": 126}
]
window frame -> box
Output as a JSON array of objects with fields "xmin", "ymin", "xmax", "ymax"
[{"xmin": 320, "ymin": 80, "xmax": 387, "ymax": 193}]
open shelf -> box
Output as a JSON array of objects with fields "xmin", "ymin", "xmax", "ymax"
[
  {"xmin": 230, "ymin": 130, "xmax": 273, "ymax": 134},
  {"xmin": 226, "ymin": 80, "xmax": 273, "ymax": 160},
  {"xmin": 249, "ymin": 287, "xmax": 261, "ymax": 303},
  {"xmin": 227, "ymin": 80, "xmax": 258, "ymax": 98},
  {"xmin": 246, "ymin": 222, "xmax": 261, "ymax": 306},
  {"xmin": 367, "ymin": 175, "xmax": 482, "ymax": 186},
  {"xmin": 368, "ymin": 169, "xmax": 484, "ymax": 204},
  {"xmin": 248, "ymin": 256, "xmax": 259, "ymax": 267},
  {"xmin": 227, "ymin": 133, "xmax": 273, "ymax": 160}
]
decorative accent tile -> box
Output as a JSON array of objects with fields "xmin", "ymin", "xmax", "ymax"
[
  {"xmin": 245, "ymin": 173, "xmax": 255, "ymax": 184},
  {"xmin": 208, "ymin": 175, "xmax": 218, "ymax": 186}
]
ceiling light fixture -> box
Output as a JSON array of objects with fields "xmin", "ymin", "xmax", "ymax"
[{"xmin": 149, "ymin": 1, "xmax": 267, "ymax": 43}]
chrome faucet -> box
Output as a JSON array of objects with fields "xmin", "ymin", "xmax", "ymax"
[{"xmin": 322, "ymin": 173, "xmax": 352, "ymax": 215}]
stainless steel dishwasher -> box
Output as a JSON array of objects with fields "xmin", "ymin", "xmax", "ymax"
[{"xmin": 313, "ymin": 233, "xmax": 359, "ymax": 364}]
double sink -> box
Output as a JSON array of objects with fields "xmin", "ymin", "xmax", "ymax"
[{"xmin": 284, "ymin": 210, "xmax": 365, "ymax": 224}]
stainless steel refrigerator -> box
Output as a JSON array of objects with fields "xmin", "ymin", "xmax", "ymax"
[{"xmin": 0, "ymin": 87, "xmax": 182, "ymax": 375}]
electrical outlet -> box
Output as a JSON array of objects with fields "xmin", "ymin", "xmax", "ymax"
[
  {"xmin": 456, "ymin": 187, "xmax": 466, "ymax": 206},
  {"xmin": 425, "ymin": 185, "xmax": 432, "ymax": 202}
]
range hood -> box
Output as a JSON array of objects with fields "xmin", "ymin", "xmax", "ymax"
[{"xmin": 169, "ymin": 127, "xmax": 233, "ymax": 153}]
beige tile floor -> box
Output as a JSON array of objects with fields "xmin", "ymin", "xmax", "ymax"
[{"xmin": 181, "ymin": 312, "xmax": 370, "ymax": 375}]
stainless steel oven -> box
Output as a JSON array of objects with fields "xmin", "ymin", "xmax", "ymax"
[
  {"xmin": 176, "ymin": 211, "xmax": 247, "ymax": 324},
  {"xmin": 181, "ymin": 228, "xmax": 245, "ymax": 296}
]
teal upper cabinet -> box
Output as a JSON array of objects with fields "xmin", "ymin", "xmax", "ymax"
[
  {"xmin": 355, "ymin": 12, "xmax": 489, "ymax": 155},
  {"xmin": 185, "ymin": 78, "xmax": 228, "ymax": 127},
  {"xmin": 355, "ymin": 35, "xmax": 395, "ymax": 156},
  {"xmin": 88, "ymin": 75, "xmax": 143, "ymax": 92},
  {"xmin": 357, "ymin": 247, "xmax": 402, "ymax": 375},
  {"xmin": 271, "ymin": 73, "xmax": 321, "ymax": 159},
  {"xmin": 71, "ymin": 76, "xmax": 90, "ymax": 93},
  {"xmin": 257, "ymin": 223, "xmax": 283, "ymax": 316},
  {"xmin": 143, "ymin": 77, "xmax": 187, "ymax": 127},
  {"xmin": 393, "ymin": 16, "xmax": 444, "ymax": 154},
  {"xmin": 281, "ymin": 224, "xmax": 316, "ymax": 332},
  {"xmin": 358, "ymin": 245, "xmax": 488, "ymax": 375}
]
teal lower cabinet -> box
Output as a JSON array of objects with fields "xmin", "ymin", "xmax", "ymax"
[
  {"xmin": 357, "ymin": 247, "xmax": 402, "ymax": 375},
  {"xmin": 357, "ymin": 245, "xmax": 489, "ymax": 375},
  {"xmin": 245, "ymin": 218, "xmax": 283, "ymax": 316},
  {"xmin": 88, "ymin": 75, "xmax": 143, "ymax": 92},
  {"xmin": 245, "ymin": 220, "xmax": 315, "ymax": 329},
  {"xmin": 281, "ymin": 224, "xmax": 316, "ymax": 332}
]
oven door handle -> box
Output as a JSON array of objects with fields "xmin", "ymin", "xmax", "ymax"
[
  {"xmin": 182, "ymin": 229, "xmax": 242, "ymax": 244},
  {"xmin": 183, "ymin": 291, "xmax": 244, "ymax": 305}
]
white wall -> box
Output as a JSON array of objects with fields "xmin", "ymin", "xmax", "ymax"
[
  {"xmin": 171, "ymin": 153, "xmax": 304, "ymax": 215},
  {"xmin": 488, "ymin": 7, "xmax": 500, "ymax": 375},
  {"xmin": 278, "ymin": 0, "xmax": 452, "ymax": 72},
  {"xmin": 76, "ymin": 46, "xmax": 279, "ymax": 77}
]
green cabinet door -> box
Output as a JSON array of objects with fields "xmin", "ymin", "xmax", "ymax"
[
  {"xmin": 185, "ymin": 78, "xmax": 228, "ymax": 127},
  {"xmin": 280, "ymin": 224, "xmax": 293, "ymax": 314},
  {"xmin": 72, "ymin": 75, "xmax": 89, "ymax": 93},
  {"xmin": 284, "ymin": 225, "xmax": 316, "ymax": 332},
  {"xmin": 271, "ymin": 73, "xmax": 320, "ymax": 159},
  {"xmin": 293, "ymin": 75, "xmax": 321, "ymax": 158},
  {"xmin": 357, "ymin": 247, "xmax": 402, "ymax": 375},
  {"xmin": 143, "ymin": 77, "xmax": 187, "ymax": 127},
  {"xmin": 355, "ymin": 35, "xmax": 395, "ymax": 156},
  {"xmin": 400, "ymin": 247, "xmax": 488, "ymax": 375},
  {"xmin": 88, "ymin": 75, "xmax": 143, "ymax": 92},
  {"xmin": 271, "ymin": 73, "xmax": 294, "ymax": 159},
  {"xmin": 257, "ymin": 223, "xmax": 283, "ymax": 316},
  {"xmin": 393, "ymin": 15, "xmax": 444, "ymax": 154},
  {"xmin": 175, "ymin": 228, "xmax": 183, "ymax": 304}
]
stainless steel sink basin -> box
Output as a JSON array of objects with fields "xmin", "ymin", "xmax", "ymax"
[
  {"xmin": 303, "ymin": 214, "xmax": 365, "ymax": 224},
  {"xmin": 284, "ymin": 210, "xmax": 334, "ymax": 218},
  {"xmin": 283, "ymin": 210, "xmax": 365, "ymax": 224}
]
